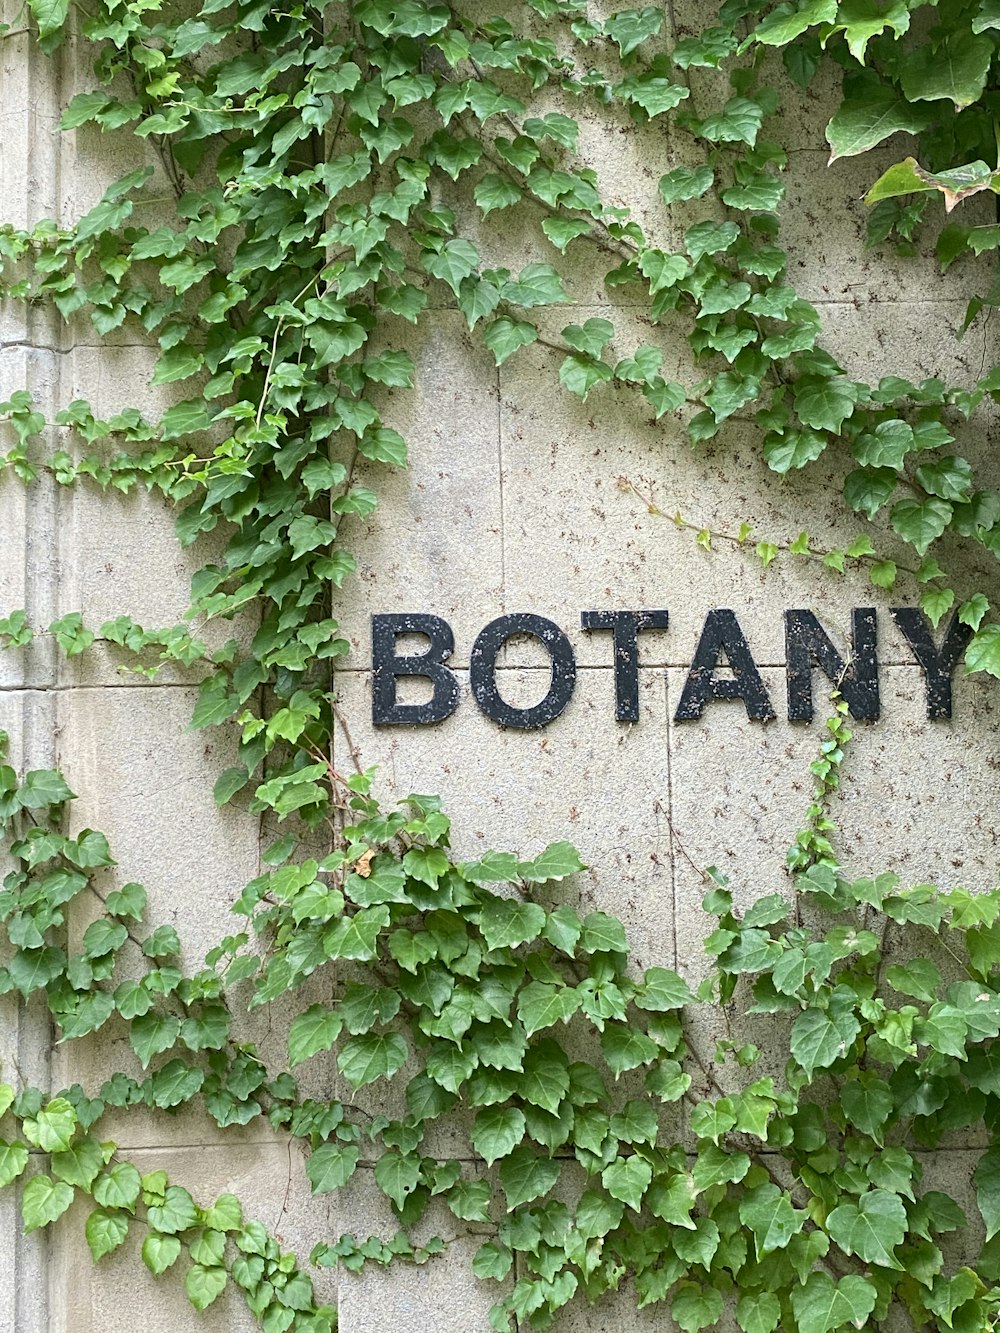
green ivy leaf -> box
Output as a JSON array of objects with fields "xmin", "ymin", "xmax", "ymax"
[
  {"xmin": 142, "ymin": 1232, "xmax": 182, "ymax": 1275},
  {"xmin": 130, "ymin": 1012, "xmax": 182, "ymax": 1068},
  {"xmin": 617, "ymin": 73, "xmax": 688, "ymax": 117},
  {"xmin": 869, "ymin": 559, "xmax": 897, "ymax": 590},
  {"xmin": 601, "ymin": 1154, "xmax": 652, "ymax": 1212},
  {"xmin": 794, "ymin": 377, "xmax": 858, "ymax": 433},
  {"xmin": 85, "ymin": 1207, "xmax": 129, "ymax": 1261},
  {"xmin": 890, "ymin": 497, "xmax": 952, "ymax": 555},
  {"xmin": 151, "ymin": 343, "xmax": 203, "ymax": 386},
  {"xmin": 474, "ymin": 175, "xmax": 521, "ymax": 216},
  {"xmin": 421, "ymin": 239, "xmax": 479, "ymax": 296},
  {"xmin": 516, "ymin": 981, "xmax": 581, "ymax": 1037},
  {"xmin": 967, "ymin": 624, "xmax": 1000, "ymax": 676},
  {"xmin": 739, "ymin": 1182, "xmax": 804, "ymax": 1255},
  {"xmin": 306, "ymin": 1143, "xmax": 360, "ymax": 1194},
  {"xmin": 59, "ymin": 90, "xmax": 112, "ymax": 130},
  {"xmin": 150, "ymin": 1060, "xmax": 205, "ymax": 1109},
  {"xmin": 0, "ymin": 1139, "xmax": 29, "ymax": 1189},
  {"xmin": 671, "ymin": 1282, "xmax": 724, "ymax": 1333},
  {"xmin": 18, "ymin": 769, "xmax": 74, "ymax": 809},
  {"xmin": 684, "ymin": 220, "xmax": 740, "ymax": 265},
  {"xmin": 658, "ymin": 165, "xmax": 714, "ymax": 203},
  {"xmin": 646, "ymin": 1059, "xmax": 692, "ymax": 1102},
  {"xmin": 826, "ymin": 78, "xmax": 932, "ymax": 160},
  {"xmin": 82, "ymin": 918, "xmax": 127, "ymax": 959},
  {"xmin": 603, "ymin": 5, "xmax": 663, "ymax": 55},
  {"xmin": 22, "ymin": 1097, "xmax": 76, "ymax": 1151},
  {"xmin": 52, "ymin": 1136, "xmax": 105, "ymax": 1188},
  {"xmin": 790, "ymin": 1005, "xmax": 860, "ymax": 1074},
  {"xmin": 694, "ymin": 96, "xmax": 764, "ymax": 147},
  {"xmin": 736, "ymin": 1291, "xmax": 781, "ymax": 1333},
  {"xmin": 602, "ymin": 1024, "xmax": 659, "ymax": 1077},
  {"xmin": 473, "ymin": 1240, "xmax": 513, "ymax": 1280},
  {"xmin": 959, "ymin": 593, "xmax": 990, "ymax": 630},
  {"xmin": 900, "ymin": 29, "xmax": 994, "ymax": 109},
  {"xmin": 445, "ymin": 1177, "xmax": 491, "ymax": 1223},
  {"xmin": 482, "ymin": 316, "xmax": 537, "ymax": 365},
  {"xmin": 26, "ymin": 0, "xmax": 69, "ymax": 39},
  {"xmin": 498, "ymin": 1144, "xmax": 560, "ymax": 1209},
  {"xmin": 471, "ymin": 1106, "xmax": 525, "ymax": 1166},
  {"xmin": 213, "ymin": 766, "xmax": 249, "ymax": 807},
  {"xmin": 639, "ymin": 249, "xmax": 688, "ymax": 292},
  {"xmin": 185, "ymin": 1264, "xmax": 227, "ymax": 1311},
  {"xmin": 763, "ymin": 429, "xmax": 827, "ymax": 473},
  {"xmin": 288, "ymin": 1004, "xmax": 343, "ymax": 1066},
  {"xmin": 826, "ymin": 1189, "xmax": 906, "ymax": 1267},
  {"xmin": 791, "ymin": 1274, "xmax": 877, "ymax": 1333},
  {"xmin": 635, "ymin": 967, "xmax": 694, "ymax": 1010},
  {"xmin": 519, "ymin": 842, "xmax": 585, "ymax": 882},
  {"xmin": 843, "ymin": 466, "xmax": 897, "ymax": 518},
  {"xmin": 919, "ymin": 587, "xmax": 955, "ymax": 629},
  {"xmin": 503, "ymin": 263, "xmax": 567, "ymax": 308},
  {"xmin": 375, "ymin": 1150, "xmax": 421, "ymax": 1211},
  {"xmin": 915, "ymin": 455, "xmax": 974, "ymax": 501},
  {"xmin": 751, "ymin": 0, "xmax": 837, "ymax": 47},
  {"xmin": 541, "ymin": 217, "xmax": 592, "ymax": 252},
  {"xmin": 22, "ymin": 1174, "xmax": 74, "ymax": 1231},
  {"xmin": 363, "ymin": 350, "xmax": 415, "ymax": 387},
  {"xmin": 829, "ymin": 0, "xmax": 911, "ymax": 61},
  {"xmin": 478, "ymin": 899, "xmax": 546, "ymax": 950},
  {"xmin": 523, "ymin": 112, "xmax": 578, "ymax": 149},
  {"xmin": 147, "ymin": 1185, "xmax": 199, "ymax": 1235},
  {"xmin": 338, "ymin": 1032, "xmax": 408, "ymax": 1089},
  {"xmin": 973, "ymin": 1145, "xmax": 1000, "ymax": 1241},
  {"xmin": 839, "ymin": 1075, "xmax": 894, "ymax": 1141},
  {"xmin": 562, "ymin": 319, "xmax": 615, "ymax": 359},
  {"xmin": 93, "ymin": 1162, "xmax": 142, "ymax": 1211},
  {"xmin": 560, "ymin": 354, "xmax": 612, "ymax": 400}
]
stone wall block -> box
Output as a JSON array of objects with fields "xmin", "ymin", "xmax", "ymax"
[
  {"xmin": 669, "ymin": 664, "xmax": 1000, "ymax": 982},
  {"xmin": 49, "ymin": 1142, "xmax": 334, "ymax": 1333},
  {"xmin": 336, "ymin": 1166, "xmax": 505, "ymax": 1332},
  {"xmin": 497, "ymin": 310, "xmax": 922, "ymax": 669},
  {"xmin": 333, "ymin": 312, "xmax": 503, "ymax": 668},
  {"xmin": 334, "ymin": 666, "xmax": 675, "ymax": 972},
  {"xmin": 781, "ymin": 149, "xmax": 994, "ymax": 306},
  {"xmin": 51, "ymin": 686, "xmax": 260, "ymax": 1106}
]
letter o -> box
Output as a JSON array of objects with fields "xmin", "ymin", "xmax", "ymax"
[{"xmin": 470, "ymin": 614, "xmax": 576, "ymax": 730}]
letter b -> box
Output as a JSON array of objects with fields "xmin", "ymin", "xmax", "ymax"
[{"xmin": 371, "ymin": 613, "xmax": 460, "ymax": 725}]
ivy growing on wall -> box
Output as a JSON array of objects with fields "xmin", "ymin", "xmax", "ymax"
[{"xmin": 1, "ymin": 0, "xmax": 1000, "ymax": 1328}]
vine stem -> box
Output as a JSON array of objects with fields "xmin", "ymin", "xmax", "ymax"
[
  {"xmin": 332, "ymin": 701, "xmax": 365, "ymax": 777},
  {"xmin": 619, "ymin": 474, "xmax": 939, "ymax": 589},
  {"xmin": 653, "ymin": 799, "xmax": 710, "ymax": 886}
]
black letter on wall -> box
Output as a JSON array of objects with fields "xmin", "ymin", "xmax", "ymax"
[
  {"xmin": 471, "ymin": 614, "xmax": 576, "ymax": 729},
  {"xmin": 371, "ymin": 613, "xmax": 461, "ymax": 725},
  {"xmin": 785, "ymin": 608, "xmax": 879, "ymax": 722},
  {"xmin": 890, "ymin": 608, "xmax": 972, "ymax": 719},
  {"xmin": 581, "ymin": 609, "xmax": 670, "ymax": 721},
  {"xmin": 674, "ymin": 609, "xmax": 775, "ymax": 722}
]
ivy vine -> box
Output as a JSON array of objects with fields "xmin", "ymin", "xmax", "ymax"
[{"xmin": 1, "ymin": 0, "xmax": 1000, "ymax": 1329}]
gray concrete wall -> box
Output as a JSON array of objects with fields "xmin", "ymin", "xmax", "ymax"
[{"xmin": 0, "ymin": 2, "xmax": 996, "ymax": 1329}]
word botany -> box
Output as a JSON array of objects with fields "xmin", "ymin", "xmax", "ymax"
[{"xmin": 370, "ymin": 606, "xmax": 971, "ymax": 729}]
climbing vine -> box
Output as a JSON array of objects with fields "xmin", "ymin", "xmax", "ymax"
[{"xmin": 0, "ymin": 0, "xmax": 1000, "ymax": 1329}]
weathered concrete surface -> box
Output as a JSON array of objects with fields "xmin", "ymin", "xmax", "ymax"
[
  {"xmin": 0, "ymin": 6, "xmax": 65, "ymax": 1327},
  {"xmin": 49, "ymin": 1142, "xmax": 336, "ymax": 1333},
  {"xmin": 335, "ymin": 665, "xmax": 675, "ymax": 973},
  {"xmin": 335, "ymin": 312, "xmax": 504, "ymax": 669},
  {"xmin": 336, "ymin": 1167, "xmax": 504, "ymax": 1332}
]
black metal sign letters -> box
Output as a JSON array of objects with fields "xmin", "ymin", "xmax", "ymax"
[{"xmin": 370, "ymin": 607, "xmax": 969, "ymax": 729}]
